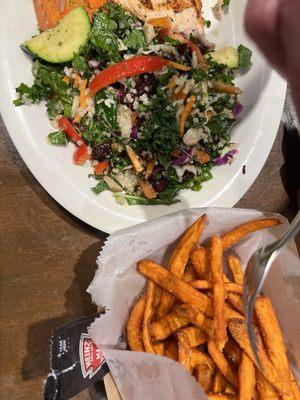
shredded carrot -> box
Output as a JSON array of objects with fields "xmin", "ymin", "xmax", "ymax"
[
  {"xmin": 79, "ymin": 79, "xmax": 88, "ymax": 109},
  {"xmin": 179, "ymin": 96, "xmax": 196, "ymax": 137},
  {"xmin": 171, "ymin": 148, "xmax": 181, "ymax": 158},
  {"xmin": 168, "ymin": 33, "xmax": 206, "ymax": 69},
  {"xmin": 212, "ymin": 81, "xmax": 242, "ymax": 95},
  {"xmin": 73, "ymin": 114, "xmax": 82, "ymax": 124},
  {"xmin": 73, "ymin": 75, "xmax": 81, "ymax": 89},
  {"xmin": 167, "ymin": 61, "xmax": 191, "ymax": 72},
  {"xmin": 94, "ymin": 159, "xmax": 109, "ymax": 175},
  {"xmin": 145, "ymin": 159, "xmax": 156, "ymax": 179},
  {"xmin": 148, "ymin": 16, "xmax": 171, "ymax": 29},
  {"xmin": 173, "ymin": 87, "xmax": 188, "ymax": 101},
  {"xmin": 167, "ymin": 76, "xmax": 179, "ymax": 91},
  {"xmin": 131, "ymin": 111, "xmax": 138, "ymax": 125},
  {"xmin": 62, "ymin": 76, "xmax": 70, "ymax": 85}
]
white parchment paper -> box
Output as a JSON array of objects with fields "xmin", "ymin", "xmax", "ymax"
[{"xmin": 87, "ymin": 208, "xmax": 300, "ymax": 400}]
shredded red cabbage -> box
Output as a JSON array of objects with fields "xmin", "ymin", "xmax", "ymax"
[{"xmin": 215, "ymin": 149, "xmax": 238, "ymax": 166}]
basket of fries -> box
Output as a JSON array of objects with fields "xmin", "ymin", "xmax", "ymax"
[{"xmin": 88, "ymin": 208, "xmax": 300, "ymax": 400}]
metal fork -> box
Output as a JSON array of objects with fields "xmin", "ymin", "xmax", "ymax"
[{"xmin": 243, "ymin": 211, "xmax": 300, "ymax": 367}]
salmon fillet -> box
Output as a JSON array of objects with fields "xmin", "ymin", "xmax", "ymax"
[{"xmin": 113, "ymin": 0, "xmax": 205, "ymax": 38}]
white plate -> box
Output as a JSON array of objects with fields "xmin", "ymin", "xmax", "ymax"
[{"xmin": 0, "ymin": 0, "xmax": 286, "ymax": 233}]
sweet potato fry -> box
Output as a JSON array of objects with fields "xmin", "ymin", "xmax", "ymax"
[
  {"xmin": 33, "ymin": 0, "xmax": 60, "ymax": 31},
  {"xmin": 177, "ymin": 329, "xmax": 192, "ymax": 372},
  {"xmin": 151, "ymin": 310, "xmax": 190, "ymax": 341},
  {"xmin": 143, "ymin": 280, "xmax": 158, "ymax": 354},
  {"xmin": 254, "ymin": 296, "xmax": 293, "ymax": 397},
  {"xmin": 153, "ymin": 342, "xmax": 164, "ymax": 356},
  {"xmin": 208, "ymin": 340, "xmax": 238, "ymax": 389},
  {"xmin": 212, "ymin": 371, "xmax": 223, "ymax": 393},
  {"xmin": 224, "ymin": 303, "xmax": 244, "ymax": 320},
  {"xmin": 195, "ymin": 363, "xmax": 214, "ymax": 393},
  {"xmin": 175, "ymin": 304, "xmax": 214, "ymax": 337},
  {"xmin": 228, "ymin": 319, "xmax": 290, "ymax": 395},
  {"xmin": 190, "ymin": 245, "xmax": 207, "ymax": 279},
  {"xmin": 190, "ymin": 280, "xmax": 243, "ymax": 294},
  {"xmin": 156, "ymin": 215, "xmax": 207, "ymax": 318},
  {"xmin": 256, "ymin": 370, "xmax": 279, "ymax": 399},
  {"xmin": 227, "ymin": 293, "xmax": 244, "ymax": 314},
  {"xmin": 209, "ymin": 236, "xmax": 227, "ymax": 349},
  {"xmin": 179, "ymin": 326, "xmax": 207, "ymax": 347},
  {"xmin": 224, "ymin": 381, "xmax": 237, "ymax": 395},
  {"xmin": 238, "ymin": 353, "xmax": 256, "ymax": 400},
  {"xmin": 207, "ymin": 394, "xmax": 237, "ymax": 400},
  {"xmin": 221, "ymin": 218, "xmax": 280, "ymax": 250},
  {"xmin": 227, "ymin": 255, "xmax": 244, "ymax": 285},
  {"xmin": 127, "ymin": 296, "xmax": 146, "ymax": 351},
  {"xmin": 191, "ymin": 350, "xmax": 215, "ymax": 370},
  {"xmin": 137, "ymin": 260, "xmax": 213, "ymax": 317},
  {"xmin": 164, "ymin": 338, "xmax": 178, "ymax": 361},
  {"xmin": 183, "ymin": 265, "xmax": 198, "ymax": 283},
  {"xmin": 290, "ymin": 369, "xmax": 300, "ymax": 400},
  {"xmin": 223, "ymin": 338, "xmax": 242, "ymax": 366}
]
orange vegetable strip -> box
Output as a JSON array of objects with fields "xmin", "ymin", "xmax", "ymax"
[
  {"xmin": 151, "ymin": 310, "xmax": 190, "ymax": 341},
  {"xmin": 126, "ymin": 145, "xmax": 144, "ymax": 173},
  {"xmin": 94, "ymin": 159, "xmax": 109, "ymax": 175},
  {"xmin": 228, "ymin": 319, "xmax": 290, "ymax": 395},
  {"xmin": 212, "ymin": 81, "xmax": 242, "ymax": 95},
  {"xmin": 238, "ymin": 352, "xmax": 256, "ymax": 400},
  {"xmin": 227, "ymin": 255, "xmax": 244, "ymax": 285},
  {"xmin": 177, "ymin": 329, "xmax": 192, "ymax": 372},
  {"xmin": 164, "ymin": 338, "xmax": 178, "ymax": 361},
  {"xmin": 179, "ymin": 95, "xmax": 196, "ymax": 137},
  {"xmin": 156, "ymin": 215, "xmax": 207, "ymax": 318},
  {"xmin": 79, "ymin": 79, "xmax": 88, "ymax": 109},
  {"xmin": 255, "ymin": 296, "xmax": 293, "ymax": 397},
  {"xmin": 167, "ymin": 61, "xmax": 191, "ymax": 71},
  {"xmin": 208, "ymin": 340, "xmax": 238, "ymax": 389},
  {"xmin": 127, "ymin": 296, "xmax": 146, "ymax": 351},
  {"xmin": 137, "ymin": 260, "xmax": 213, "ymax": 317},
  {"xmin": 190, "ymin": 245, "xmax": 207, "ymax": 279},
  {"xmin": 189, "ymin": 280, "xmax": 243, "ymax": 294},
  {"xmin": 221, "ymin": 218, "xmax": 281, "ymax": 249},
  {"xmin": 142, "ymin": 280, "xmax": 158, "ymax": 354},
  {"xmin": 209, "ymin": 236, "xmax": 227, "ymax": 350},
  {"xmin": 145, "ymin": 159, "xmax": 156, "ymax": 179},
  {"xmin": 138, "ymin": 179, "xmax": 157, "ymax": 199}
]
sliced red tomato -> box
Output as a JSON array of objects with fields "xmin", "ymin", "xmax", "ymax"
[
  {"xmin": 73, "ymin": 143, "xmax": 90, "ymax": 165},
  {"xmin": 89, "ymin": 55, "xmax": 169, "ymax": 96},
  {"xmin": 94, "ymin": 159, "xmax": 109, "ymax": 175},
  {"xmin": 58, "ymin": 116, "xmax": 83, "ymax": 143}
]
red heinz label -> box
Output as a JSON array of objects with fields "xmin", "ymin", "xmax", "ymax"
[{"xmin": 79, "ymin": 333, "xmax": 105, "ymax": 379}]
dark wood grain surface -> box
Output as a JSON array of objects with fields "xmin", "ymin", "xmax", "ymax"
[{"xmin": 0, "ymin": 115, "xmax": 298, "ymax": 400}]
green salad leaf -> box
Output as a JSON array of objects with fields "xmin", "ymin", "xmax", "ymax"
[
  {"xmin": 48, "ymin": 130, "xmax": 69, "ymax": 145},
  {"xmin": 206, "ymin": 114, "xmax": 235, "ymax": 144},
  {"xmin": 92, "ymin": 180, "xmax": 109, "ymax": 194},
  {"xmin": 123, "ymin": 29, "xmax": 145, "ymax": 51},
  {"xmin": 114, "ymin": 193, "xmax": 180, "ymax": 205},
  {"xmin": 90, "ymin": 10, "xmax": 120, "ymax": 62},
  {"xmin": 238, "ymin": 44, "xmax": 252, "ymax": 69},
  {"xmin": 139, "ymin": 89, "xmax": 179, "ymax": 155},
  {"xmin": 95, "ymin": 89, "xmax": 118, "ymax": 131},
  {"xmin": 72, "ymin": 53, "xmax": 90, "ymax": 74}
]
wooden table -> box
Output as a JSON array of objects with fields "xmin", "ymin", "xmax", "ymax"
[{"xmin": 0, "ymin": 115, "xmax": 298, "ymax": 400}]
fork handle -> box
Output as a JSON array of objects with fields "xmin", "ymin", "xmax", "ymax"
[{"xmin": 268, "ymin": 211, "xmax": 300, "ymax": 253}]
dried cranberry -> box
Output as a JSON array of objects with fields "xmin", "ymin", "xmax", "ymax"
[
  {"xmin": 152, "ymin": 179, "xmax": 167, "ymax": 192},
  {"xmin": 177, "ymin": 43, "xmax": 188, "ymax": 55},
  {"xmin": 92, "ymin": 142, "xmax": 111, "ymax": 162},
  {"xmin": 134, "ymin": 74, "xmax": 157, "ymax": 96}
]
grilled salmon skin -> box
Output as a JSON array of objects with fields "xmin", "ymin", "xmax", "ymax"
[{"xmin": 113, "ymin": 0, "xmax": 205, "ymax": 38}]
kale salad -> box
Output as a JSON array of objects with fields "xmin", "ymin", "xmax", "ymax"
[{"xmin": 14, "ymin": 2, "xmax": 252, "ymax": 205}]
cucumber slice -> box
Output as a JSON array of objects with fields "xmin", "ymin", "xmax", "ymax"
[
  {"xmin": 211, "ymin": 46, "xmax": 239, "ymax": 68},
  {"xmin": 23, "ymin": 7, "xmax": 91, "ymax": 64}
]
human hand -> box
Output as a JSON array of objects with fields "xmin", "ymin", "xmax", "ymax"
[{"xmin": 245, "ymin": 0, "xmax": 300, "ymax": 116}]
